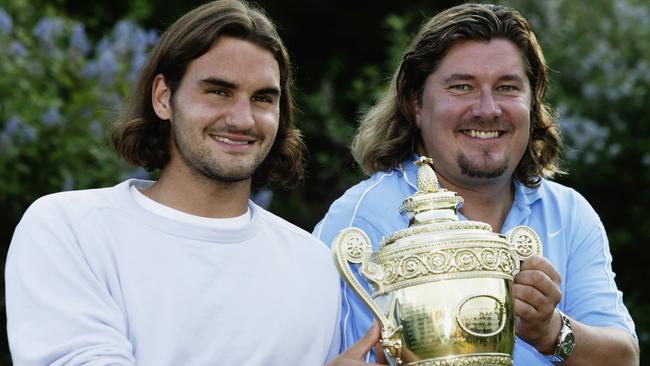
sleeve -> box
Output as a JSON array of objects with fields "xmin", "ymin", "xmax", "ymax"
[
  {"xmin": 562, "ymin": 193, "xmax": 637, "ymax": 339},
  {"xmin": 325, "ymin": 293, "xmax": 342, "ymax": 362},
  {"xmin": 5, "ymin": 198, "xmax": 136, "ymax": 366}
]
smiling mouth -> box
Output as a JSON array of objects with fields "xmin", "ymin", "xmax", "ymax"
[
  {"xmin": 460, "ymin": 129, "xmax": 503, "ymax": 139},
  {"xmin": 209, "ymin": 135, "xmax": 254, "ymax": 145}
]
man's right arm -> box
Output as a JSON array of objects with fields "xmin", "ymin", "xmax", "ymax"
[{"xmin": 5, "ymin": 197, "xmax": 135, "ymax": 365}]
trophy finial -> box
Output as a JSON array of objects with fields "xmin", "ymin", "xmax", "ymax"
[
  {"xmin": 414, "ymin": 157, "xmax": 439, "ymax": 193},
  {"xmin": 399, "ymin": 156, "xmax": 463, "ymax": 226}
]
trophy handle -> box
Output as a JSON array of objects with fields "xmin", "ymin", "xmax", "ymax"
[
  {"xmin": 506, "ymin": 225, "xmax": 543, "ymax": 275},
  {"xmin": 332, "ymin": 227, "xmax": 403, "ymax": 363}
]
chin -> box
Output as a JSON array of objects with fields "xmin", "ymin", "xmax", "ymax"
[{"xmin": 457, "ymin": 158, "xmax": 509, "ymax": 179}]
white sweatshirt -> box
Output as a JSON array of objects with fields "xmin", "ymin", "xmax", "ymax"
[{"xmin": 6, "ymin": 179, "xmax": 341, "ymax": 366}]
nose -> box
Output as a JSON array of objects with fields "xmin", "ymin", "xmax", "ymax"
[
  {"xmin": 472, "ymin": 90, "xmax": 502, "ymax": 120},
  {"xmin": 225, "ymin": 98, "xmax": 255, "ymax": 130}
]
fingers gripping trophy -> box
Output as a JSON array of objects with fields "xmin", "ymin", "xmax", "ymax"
[{"xmin": 332, "ymin": 157, "xmax": 542, "ymax": 366}]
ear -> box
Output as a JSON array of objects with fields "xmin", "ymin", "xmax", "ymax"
[
  {"xmin": 410, "ymin": 92, "xmax": 422, "ymax": 129},
  {"xmin": 152, "ymin": 74, "xmax": 172, "ymax": 120}
]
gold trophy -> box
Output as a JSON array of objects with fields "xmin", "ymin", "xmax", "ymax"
[{"xmin": 332, "ymin": 157, "xmax": 542, "ymax": 366}]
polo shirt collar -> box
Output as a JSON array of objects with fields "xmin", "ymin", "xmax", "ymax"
[
  {"xmin": 400, "ymin": 154, "xmax": 543, "ymax": 231},
  {"xmin": 503, "ymin": 179, "xmax": 542, "ymax": 231}
]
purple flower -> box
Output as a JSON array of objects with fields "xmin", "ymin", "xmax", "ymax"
[
  {"xmin": 41, "ymin": 106, "xmax": 61, "ymax": 126},
  {"xmin": 128, "ymin": 51, "xmax": 147, "ymax": 80},
  {"xmin": 21, "ymin": 126, "xmax": 37, "ymax": 143},
  {"xmin": 0, "ymin": 8, "xmax": 12, "ymax": 34},
  {"xmin": 69, "ymin": 23, "xmax": 90, "ymax": 55},
  {"xmin": 99, "ymin": 92, "xmax": 122, "ymax": 109},
  {"xmin": 112, "ymin": 20, "xmax": 135, "ymax": 55},
  {"xmin": 130, "ymin": 29, "xmax": 149, "ymax": 54},
  {"xmin": 146, "ymin": 30, "xmax": 159, "ymax": 47},
  {"xmin": 81, "ymin": 61, "xmax": 98, "ymax": 79},
  {"xmin": 33, "ymin": 17, "xmax": 64, "ymax": 44},
  {"xmin": 10, "ymin": 41, "xmax": 27, "ymax": 57},
  {"xmin": 95, "ymin": 37, "xmax": 111, "ymax": 55},
  {"xmin": 3, "ymin": 116, "xmax": 22, "ymax": 137},
  {"xmin": 0, "ymin": 116, "xmax": 20, "ymax": 150},
  {"xmin": 97, "ymin": 48, "xmax": 118, "ymax": 82}
]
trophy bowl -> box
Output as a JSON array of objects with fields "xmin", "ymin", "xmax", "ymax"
[{"xmin": 332, "ymin": 157, "xmax": 542, "ymax": 366}]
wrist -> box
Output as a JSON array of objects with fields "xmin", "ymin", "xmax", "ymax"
[
  {"xmin": 536, "ymin": 310, "xmax": 563, "ymax": 354},
  {"xmin": 543, "ymin": 310, "xmax": 576, "ymax": 364}
]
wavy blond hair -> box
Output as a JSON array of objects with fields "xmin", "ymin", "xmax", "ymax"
[
  {"xmin": 352, "ymin": 3, "xmax": 563, "ymax": 187},
  {"xmin": 111, "ymin": 0, "xmax": 304, "ymax": 189}
]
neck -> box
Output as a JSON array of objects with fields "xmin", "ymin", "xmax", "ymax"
[
  {"xmin": 142, "ymin": 166, "xmax": 251, "ymax": 219},
  {"xmin": 437, "ymin": 174, "xmax": 514, "ymax": 232}
]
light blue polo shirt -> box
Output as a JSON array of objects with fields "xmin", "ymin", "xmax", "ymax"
[{"xmin": 314, "ymin": 155, "xmax": 636, "ymax": 365}]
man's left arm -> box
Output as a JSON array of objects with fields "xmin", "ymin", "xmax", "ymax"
[{"xmin": 514, "ymin": 256, "xmax": 639, "ymax": 365}]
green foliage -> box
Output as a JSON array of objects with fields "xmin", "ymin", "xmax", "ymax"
[
  {"xmin": 272, "ymin": 14, "xmax": 419, "ymax": 228},
  {"xmin": 0, "ymin": 4, "xmax": 157, "ymax": 241}
]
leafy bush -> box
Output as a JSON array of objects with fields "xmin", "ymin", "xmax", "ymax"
[{"xmin": 0, "ymin": 5, "xmax": 157, "ymax": 244}]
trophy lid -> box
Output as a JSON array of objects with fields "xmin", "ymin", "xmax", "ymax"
[
  {"xmin": 378, "ymin": 157, "xmax": 495, "ymax": 248},
  {"xmin": 399, "ymin": 157, "xmax": 464, "ymax": 226}
]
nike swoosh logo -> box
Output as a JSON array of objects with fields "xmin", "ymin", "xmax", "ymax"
[{"xmin": 548, "ymin": 229, "xmax": 562, "ymax": 238}]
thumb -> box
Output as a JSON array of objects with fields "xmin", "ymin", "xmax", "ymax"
[{"xmin": 340, "ymin": 321, "xmax": 381, "ymax": 359}]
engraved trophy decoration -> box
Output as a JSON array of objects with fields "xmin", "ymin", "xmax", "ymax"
[{"xmin": 332, "ymin": 157, "xmax": 542, "ymax": 366}]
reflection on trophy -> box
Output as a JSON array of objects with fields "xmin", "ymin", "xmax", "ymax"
[{"xmin": 332, "ymin": 157, "xmax": 542, "ymax": 366}]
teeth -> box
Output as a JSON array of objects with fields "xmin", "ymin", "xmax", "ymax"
[
  {"xmin": 211, "ymin": 135, "xmax": 249, "ymax": 145},
  {"xmin": 464, "ymin": 130, "xmax": 500, "ymax": 139}
]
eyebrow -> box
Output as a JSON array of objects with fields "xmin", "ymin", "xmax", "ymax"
[
  {"xmin": 199, "ymin": 77, "xmax": 281, "ymax": 97},
  {"xmin": 443, "ymin": 73, "xmax": 526, "ymax": 84},
  {"xmin": 444, "ymin": 74, "xmax": 475, "ymax": 83},
  {"xmin": 498, "ymin": 74, "xmax": 526, "ymax": 84}
]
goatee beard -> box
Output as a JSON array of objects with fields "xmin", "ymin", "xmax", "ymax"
[{"xmin": 457, "ymin": 154, "xmax": 508, "ymax": 179}]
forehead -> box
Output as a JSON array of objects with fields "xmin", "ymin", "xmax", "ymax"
[
  {"xmin": 434, "ymin": 39, "xmax": 528, "ymax": 80},
  {"xmin": 183, "ymin": 36, "xmax": 280, "ymax": 88}
]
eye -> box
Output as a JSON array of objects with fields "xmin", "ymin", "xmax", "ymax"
[
  {"xmin": 497, "ymin": 85, "xmax": 519, "ymax": 93},
  {"xmin": 449, "ymin": 84, "xmax": 471, "ymax": 91},
  {"xmin": 252, "ymin": 95, "xmax": 273, "ymax": 104},
  {"xmin": 208, "ymin": 89, "xmax": 228, "ymax": 96}
]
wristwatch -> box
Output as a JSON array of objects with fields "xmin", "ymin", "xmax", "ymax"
[{"xmin": 545, "ymin": 310, "xmax": 576, "ymax": 364}]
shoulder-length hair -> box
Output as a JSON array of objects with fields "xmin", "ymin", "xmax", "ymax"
[
  {"xmin": 111, "ymin": 0, "xmax": 304, "ymax": 189},
  {"xmin": 352, "ymin": 3, "xmax": 563, "ymax": 187}
]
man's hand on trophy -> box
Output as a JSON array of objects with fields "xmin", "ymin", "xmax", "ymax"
[
  {"xmin": 513, "ymin": 255, "xmax": 563, "ymax": 355},
  {"xmin": 327, "ymin": 322, "xmax": 387, "ymax": 365}
]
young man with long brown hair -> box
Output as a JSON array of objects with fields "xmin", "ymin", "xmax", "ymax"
[{"xmin": 6, "ymin": 1, "xmax": 341, "ymax": 364}]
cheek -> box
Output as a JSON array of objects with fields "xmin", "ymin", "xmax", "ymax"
[
  {"xmin": 512, "ymin": 97, "xmax": 532, "ymax": 121},
  {"xmin": 175, "ymin": 101, "xmax": 212, "ymax": 126},
  {"xmin": 257, "ymin": 110, "xmax": 280, "ymax": 135}
]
